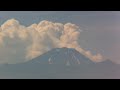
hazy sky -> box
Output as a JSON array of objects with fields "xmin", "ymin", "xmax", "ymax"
[{"xmin": 0, "ymin": 11, "xmax": 119, "ymax": 63}]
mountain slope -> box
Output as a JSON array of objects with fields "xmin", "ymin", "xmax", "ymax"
[{"xmin": 25, "ymin": 47, "xmax": 95, "ymax": 65}]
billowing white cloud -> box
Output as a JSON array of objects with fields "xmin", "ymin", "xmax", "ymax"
[{"xmin": 0, "ymin": 18, "xmax": 103, "ymax": 64}]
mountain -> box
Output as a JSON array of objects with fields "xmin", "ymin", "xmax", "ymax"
[
  {"xmin": 0, "ymin": 48, "xmax": 119, "ymax": 79},
  {"xmin": 25, "ymin": 47, "xmax": 95, "ymax": 65}
]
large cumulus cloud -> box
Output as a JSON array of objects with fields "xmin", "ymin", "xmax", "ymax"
[{"xmin": 0, "ymin": 19, "xmax": 103, "ymax": 64}]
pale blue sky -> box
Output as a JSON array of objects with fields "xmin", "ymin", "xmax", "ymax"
[{"xmin": 0, "ymin": 11, "xmax": 119, "ymax": 63}]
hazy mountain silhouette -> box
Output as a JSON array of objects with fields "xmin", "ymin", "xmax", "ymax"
[
  {"xmin": 24, "ymin": 47, "xmax": 95, "ymax": 65},
  {"xmin": 0, "ymin": 48, "xmax": 119, "ymax": 79}
]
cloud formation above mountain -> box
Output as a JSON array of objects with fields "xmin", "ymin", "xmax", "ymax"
[{"xmin": 0, "ymin": 19, "xmax": 103, "ymax": 64}]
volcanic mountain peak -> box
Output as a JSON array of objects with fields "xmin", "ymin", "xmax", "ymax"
[
  {"xmin": 26, "ymin": 47, "xmax": 95, "ymax": 66},
  {"xmin": 0, "ymin": 48, "xmax": 118, "ymax": 79}
]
